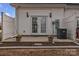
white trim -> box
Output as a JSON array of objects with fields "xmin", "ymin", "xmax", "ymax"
[{"xmin": 11, "ymin": 4, "xmax": 65, "ymax": 8}]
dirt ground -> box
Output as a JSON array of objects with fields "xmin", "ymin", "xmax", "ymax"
[{"xmin": 0, "ymin": 48, "xmax": 79, "ymax": 56}]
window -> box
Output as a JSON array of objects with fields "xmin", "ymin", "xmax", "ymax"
[
  {"xmin": 55, "ymin": 19, "xmax": 60, "ymax": 30},
  {"xmin": 32, "ymin": 17, "xmax": 38, "ymax": 33},
  {"xmin": 32, "ymin": 16, "xmax": 47, "ymax": 34},
  {"xmin": 54, "ymin": 19, "xmax": 60, "ymax": 35},
  {"xmin": 41, "ymin": 17, "xmax": 46, "ymax": 33}
]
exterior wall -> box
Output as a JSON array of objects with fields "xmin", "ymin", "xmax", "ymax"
[
  {"xmin": 2, "ymin": 13, "xmax": 16, "ymax": 41},
  {"xmin": 17, "ymin": 8, "xmax": 51, "ymax": 35},
  {"xmin": 13, "ymin": 4, "xmax": 79, "ymax": 41},
  {"xmin": 52, "ymin": 8, "xmax": 64, "ymax": 35},
  {"xmin": 65, "ymin": 16, "xmax": 76, "ymax": 40},
  {"xmin": 62, "ymin": 8, "xmax": 79, "ymax": 40},
  {"xmin": 16, "ymin": 7, "xmax": 64, "ymax": 36},
  {"xmin": 52, "ymin": 8, "xmax": 64, "ymax": 27}
]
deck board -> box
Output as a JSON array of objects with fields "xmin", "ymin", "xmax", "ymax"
[{"xmin": 0, "ymin": 42, "xmax": 78, "ymax": 47}]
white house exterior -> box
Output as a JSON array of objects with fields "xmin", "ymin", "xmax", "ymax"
[
  {"xmin": 2, "ymin": 3, "xmax": 79, "ymax": 42},
  {"xmin": 2, "ymin": 13, "xmax": 16, "ymax": 42}
]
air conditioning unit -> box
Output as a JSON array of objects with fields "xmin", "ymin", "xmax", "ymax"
[{"xmin": 57, "ymin": 28, "xmax": 67, "ymax": 39}]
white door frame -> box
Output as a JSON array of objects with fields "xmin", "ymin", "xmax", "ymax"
[{"xmin": 31, "ymin": 15, "xmax": 48, "ymax": 35}]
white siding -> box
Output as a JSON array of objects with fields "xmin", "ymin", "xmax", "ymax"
[
  {"xmin": 17, "ymin": 9, "xmax": 52, "ymax": 35},
  {"xmin": 63, "ymin": 9, "xmax": 77, "ymax": 40},
  {"xmin": 52, "ymin": 8, "xmax": 64, "ymax": 27},
  {"xmin": 2, "ymin": 13, "xmax": 16, "ymax": 41},
  {"xmin": 51, "ymin": 8, "xmax": 64, "ymax": 35},
  {"xmin": 16, "ymin": 7, "xmax": 79, "ymax": 40}
]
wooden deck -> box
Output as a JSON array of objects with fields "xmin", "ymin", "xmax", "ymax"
[{"xmin": 0, "ymin": 42, "xmax": 78, "ymax": 47}]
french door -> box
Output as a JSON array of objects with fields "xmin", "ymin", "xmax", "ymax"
[{"xmin": 31, "ymin": 16, "xmax": 47, "ymax": 35}]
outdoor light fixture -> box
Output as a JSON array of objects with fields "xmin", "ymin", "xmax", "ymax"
[
  {"xmin": 26, "ymin": 12, "xmax": 29, "ymax": 17},
  {"xmin": 49, "ymin": 12, "xmax": 52, "ymax": 18}
]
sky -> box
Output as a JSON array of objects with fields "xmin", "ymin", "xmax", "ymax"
[{"xmin": 0, "ymin": 3, "xmax": 15, "ymax": 18}]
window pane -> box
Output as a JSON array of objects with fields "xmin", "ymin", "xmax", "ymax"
[
  {"xmin": 41, "ymin": 17, "xmax": 46, "ymax": 33},
  {"xmin": 32, "ymin": 17, "xmax": 38, "ymax": 33}
]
